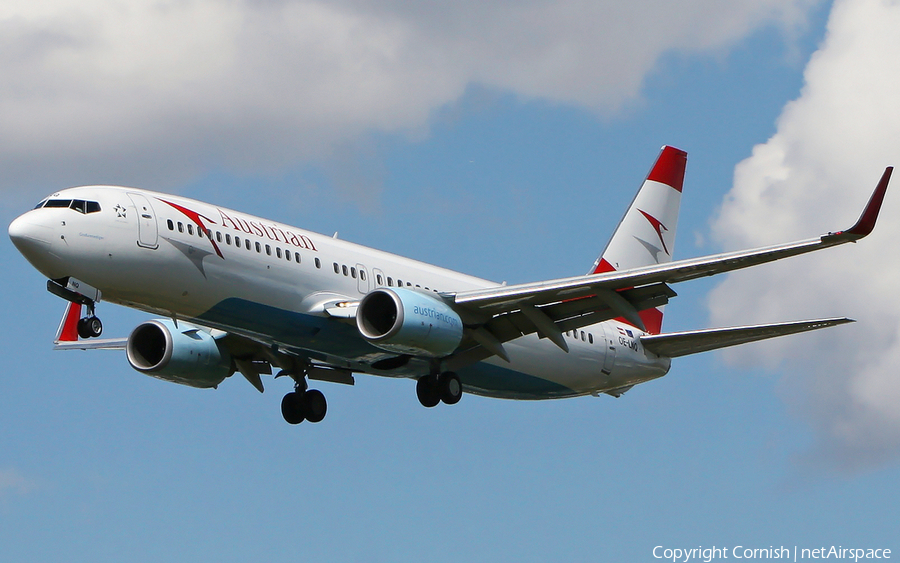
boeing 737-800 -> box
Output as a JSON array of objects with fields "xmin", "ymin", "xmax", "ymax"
[{"xmin": 8, "ymin": 147, "xmax": 892, "ymax": 425}]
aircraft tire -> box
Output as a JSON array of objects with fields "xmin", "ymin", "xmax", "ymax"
[
  {"xmin": 281, "ymin": 392, "xmax": 305, "ymax": 425},
  {"xmin": 77, "ymin": 318, "xmax": 91, "ymax": 339},
  {"xmin": 303, "ymin": 389, "xmax": 327, "ymax": 423},
  {"xmin": 438, "ymin": 372, "xmax": 462, "ymax": 405},
  {"xmin": 416, "ymin": 376, "xmax": 440, "ymax": 408},
  {"xmin": 86, "ymin": 316, "xmax": 103, "ymax": 338}
]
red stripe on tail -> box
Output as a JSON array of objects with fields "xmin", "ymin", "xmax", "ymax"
[{"xmin": 647, "ymin": 146, "xmax": 687, "ymax": 193}]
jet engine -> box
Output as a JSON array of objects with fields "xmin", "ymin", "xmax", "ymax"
[
  {"xmin": 126, "ymin": 319, "xmax": 234, "ymax": 388},
  {"xmin": 357, "ymin": 287, "xmax": 464, "ymax": 357}
]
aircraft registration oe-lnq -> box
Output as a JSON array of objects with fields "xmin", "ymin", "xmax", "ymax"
[{"xmin": 8, "ymin": 147, "xmax": 893, "ymax": 425}]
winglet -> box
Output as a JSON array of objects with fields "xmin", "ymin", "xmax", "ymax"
[{"xmin": 840, "ymin": 166, "xmax": 892, "ymax": 239}]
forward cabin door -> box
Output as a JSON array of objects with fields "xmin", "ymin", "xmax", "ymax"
[{"xmin": 127, "ymin": 193, "xmax": 159, "ymax": 249}]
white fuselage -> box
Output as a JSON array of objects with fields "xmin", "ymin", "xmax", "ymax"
[{"xmin": 9, "ymin": 186, "xmax": 670, "ymax": 399}]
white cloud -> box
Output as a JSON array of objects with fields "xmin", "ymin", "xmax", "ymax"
[
  {"xmin": 709, "ymin": 0, "xmax": 900, "ymax": 472},
  {"xmin": 0, "ymin": 0, "xmax": 815, "ymax": 194}
]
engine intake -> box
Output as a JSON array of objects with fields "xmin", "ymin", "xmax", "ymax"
[
  {"xmin": 126, "ymin": 319, "xmax": 233, "ymax": 388},
  {"xmin": 357, "ymin": 288, "xmax": 463, "ymax": 357}
]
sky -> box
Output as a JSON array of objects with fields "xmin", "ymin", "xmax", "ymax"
[{"xmin": 2, "ymin": 0, "xmax": 899, "ymax": 561}]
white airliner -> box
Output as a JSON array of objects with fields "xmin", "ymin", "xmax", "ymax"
[{"xmin": 8, "ymin": 147, "xmax": 892, "ymax": 424}]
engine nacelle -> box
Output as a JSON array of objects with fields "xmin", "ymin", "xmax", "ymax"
[
  {"xmin": 126, "ymin": 319, "xmax": 234, "ymax": 389},
  {"xmin": 357, "ymin": 287, "xmax": 464, "ymax": 357}
]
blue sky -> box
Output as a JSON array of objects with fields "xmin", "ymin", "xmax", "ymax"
[{"xmin": 3, "ymin": 1, "xmax": 899, "ymax": 561}]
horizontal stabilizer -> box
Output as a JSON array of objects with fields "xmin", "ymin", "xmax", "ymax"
[
  {"xmin": 640, "ymin": 317, "xmax": 853, "ymax": 358},
  {"xmin": 54, "ymin": 338, "xmax": 127, "ymax": 351}
]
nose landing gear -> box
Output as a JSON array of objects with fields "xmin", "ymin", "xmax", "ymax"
[{"xmin": 76, "ymin": 315, "xmax": 103, "ymax": 339}]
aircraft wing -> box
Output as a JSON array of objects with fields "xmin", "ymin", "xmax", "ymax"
[
  {"xmin": 451, "ymin": 167, "xmax": 891, "ymax": 331},
  {"xmin": 639, "ymin": 317, "xmax": 853, "ymax": 358}
]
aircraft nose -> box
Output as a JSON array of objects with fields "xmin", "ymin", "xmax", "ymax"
[
  {"xmin": 9, "ymin": 213, "xmax": 53, "ymax": 252},
  {"xmin": 8, "ymin": 212, "xmax": 60, "ymax": 277}
]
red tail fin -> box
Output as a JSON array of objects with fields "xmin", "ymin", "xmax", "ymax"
[{"xmin": 590, "ymin": 146, "xmax": 687, "ymax": 334}]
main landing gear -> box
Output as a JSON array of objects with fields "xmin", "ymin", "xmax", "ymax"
[
  {"xmin": 280, "ymin": 374, "xmax": 327, "ymax": 425},
  {"xmin": 416, "ymin": 371, "xmax": 463, "ymax": 408}
]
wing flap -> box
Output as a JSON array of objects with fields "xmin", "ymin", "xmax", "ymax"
[{"xmin": 639, "ymin": 318, "xmax": 854, "ymax": 358}]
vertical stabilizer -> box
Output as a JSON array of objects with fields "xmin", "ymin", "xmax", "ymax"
[{"xmin": 589, "ymin": 146, "xmax": 687, "ymax": 333}]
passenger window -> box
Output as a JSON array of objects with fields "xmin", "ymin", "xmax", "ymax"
[
  {"xmin": 588, "ymin": 334, "xmax": 593, "ymax": 344},
  {"xmin": 167, "ymin": 219, "xmax": 174, "ymax": 231},
  {"xmin": 178, "ymin": 222, "xmax": 185, "ymax": 233},
  {"xmin": 351, "ymin": 267, "xmax": 356, "ymax": 279},
  {"xmin": 216, "ymin": 231, "xmax": 222, "ymax": 243},
  {"xmin": 265, "ymin": 244, "xmax": 271, "ymax": 256},
  {"xmin": 333, "ymin": 262, "xmax": 340, "ymax": 274},
  {"xmin": 255, "ymin": 242, "xmax": 261, "ymax": 253},
  {"xmin": 226, "ymin": 234, "xmax": 232, "ymax": 245},
  {"xmin": 360, "ymin": 270, "xmax": 366, "ymax": 281},
  {"xmin": 315, "ymin": 258, "xmax": 321, "ymax": 269},
  {"xmin": 387, "ymin": 277, "xmax": 393, "ymax": 287},
  {"xmin": 397, "ymin": 279, "xmax": 402, "ymax": 287},
  {"xmin": 276, "ymin": 247, "xmax": 282, "ymax": 258},
  {"xmin": 246, "ymin": 239, "xmax": 251, "ymax": 250},
  {"xmin": 342, "ymin": 265, "xmax": 348, "ymax": 276},
  {"xmin": 581, "ymin": 331, "xmax": 586, "ymax": 341},
  {"xmin": 188, "ymin": 224, "xmax": 194, "ymax": 236},
  {"xmin": 377, "ymin": 274, "xmax": 383, "ymax": 285},
  {"xmin": 295, "ymin": 252, "xmax": 301, "ymax": 263}
]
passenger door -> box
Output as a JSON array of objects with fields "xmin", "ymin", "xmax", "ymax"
[{"xmin": 127, "ymin": 193, "xmax": 158, "ymax": 249}]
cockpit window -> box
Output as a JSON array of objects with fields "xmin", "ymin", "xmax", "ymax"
[
  {"xmin": 33, "ymin": 199, "xmax": 47, "ymax": 209},
  {"xmin": 38, "ymin": 199, "xmax": 101, "ymax": 214},
  {"xmin": 44, "ymin": 199, "xmax": 73, "ymax": 208}
]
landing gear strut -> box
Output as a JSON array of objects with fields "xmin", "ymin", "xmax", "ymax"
[
  {"xmin": 416, "ymin": 371, "xmax": 463, "ymax": 408},
  {"xmin": 279, "ymin": 372, "xmax": 327, "ymax": 424}
]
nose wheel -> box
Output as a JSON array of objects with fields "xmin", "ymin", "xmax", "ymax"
[{"xmin": 76, "ymin": 315, "xmax": 103, "ymax": 339}]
